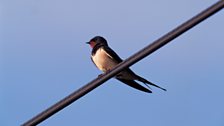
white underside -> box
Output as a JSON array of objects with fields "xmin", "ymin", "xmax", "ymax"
[
  {"xmin": 91, "ymin": 48, "xmax": 118, "ymax": 72},
  {"xmin": 91, "ymin": 48, "xmax": 137, "ymax": 80}
]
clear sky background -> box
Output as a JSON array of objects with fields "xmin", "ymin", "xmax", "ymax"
[{"xmin": 1, "ymin": 0, "xmax": 224, "ymax": 126}]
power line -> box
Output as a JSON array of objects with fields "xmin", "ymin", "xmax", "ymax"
[{"xmin": 22, "ymin": 1, "xmax": 224, "ymax": 126}]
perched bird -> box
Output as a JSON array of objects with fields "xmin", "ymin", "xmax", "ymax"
[{"xmin": 86, "ymin": 36, "xmax": 166, "ymax": 93}]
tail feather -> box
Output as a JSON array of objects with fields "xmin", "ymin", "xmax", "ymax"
[
  {"xmin": 116, "ymin": 78, "xmax": 152, "ymax": 93},
  {"xmin": 136, "ymin": 76, "xmax": 167, "ymax": 91}
]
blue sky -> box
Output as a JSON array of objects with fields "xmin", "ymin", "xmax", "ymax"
[{"xmin": 1, "ymin": 0, "xmax": 224, "ymax": 126}]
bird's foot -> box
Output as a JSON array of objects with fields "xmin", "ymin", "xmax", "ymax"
[
  {"xmin": 97, "ymin": 70, "xmax": 111, "ymax": 78},
  {"xmin": 98, "ymin": 74, "xmax": 103, "ymax": 78}
]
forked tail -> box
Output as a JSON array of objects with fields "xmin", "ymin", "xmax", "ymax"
[{"xmin": 136, "ymin": 75, "xmax": 167, "ymax": 91}]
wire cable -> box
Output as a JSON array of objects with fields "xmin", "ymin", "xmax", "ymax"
[{"xmin": 22, "ymin": 1, "xmax": 224, "ymax": 125}]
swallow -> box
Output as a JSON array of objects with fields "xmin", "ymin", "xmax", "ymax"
[{"xmin": 86, "ymin": 36, "xmax": 166, "ymax": 93}]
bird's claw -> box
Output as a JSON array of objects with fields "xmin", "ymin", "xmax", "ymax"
[
  {"xmin": 98, "ymin": 74, "xmax": 103, "ymax": 77},
  {"xmin": 98, "ymin": 70, "xmax": 111, "ymax": 78}
]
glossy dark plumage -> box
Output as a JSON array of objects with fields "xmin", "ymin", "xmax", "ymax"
[{"xmin": 87, "ymin": 36, "xmax": 166, "ymax": 93}]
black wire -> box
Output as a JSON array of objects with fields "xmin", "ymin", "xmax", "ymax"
[{"xmin": 22, "ymin": 1, "xmax": 224, "ymax": 126}]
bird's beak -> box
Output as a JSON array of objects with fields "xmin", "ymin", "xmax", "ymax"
[{"xmin": 86, "ymin": 42, "xmax": 90, "ymax": 44}]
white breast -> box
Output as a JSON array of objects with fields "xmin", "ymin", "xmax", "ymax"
[{"xmin": 92, "ymin": 48, "xmax": 118, "ymax": 72}]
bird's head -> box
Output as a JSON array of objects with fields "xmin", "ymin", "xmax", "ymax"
[{"xmin": 86, "ymin": 36, "xmax": 108, "ymax": 48}]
